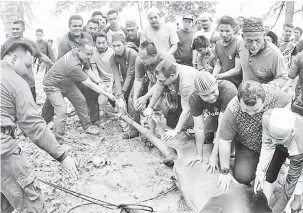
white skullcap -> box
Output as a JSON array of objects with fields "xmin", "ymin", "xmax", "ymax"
[
  {"xmin": 148, "ymin": 7, "xmax": 160, "ymax": 16},
  {"xmin": 268, "ymin": 108, "xmax": 296, "ymax": 139}
]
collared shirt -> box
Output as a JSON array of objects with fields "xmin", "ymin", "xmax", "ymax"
[
  {"xmin": 1, "ymin": 37, "xmax": 41, "ymax": 88},
  {"xmin": 91, "ymin": 47, "xmax": 118, "ymax": 83},
  {"xmin": 36, "ymin": 40, "xmax": 55, "ymax": 62},
  {"xmin": 1, "ymin": 61, "xmax": 65, "ymax": 159},
  {"xmin": 57, "ymin": 32, "xmax": 93, "ymax": 60},
  {"xmin": 43, "ymin": 49, "xmax": 88, "ymax": 93},
  {"xmin": 219, "ymin": 85, "xmax": 290, "ymax": 153},
  {"xmin": 239, "ymin": 41, "xmax": 288, "ymax": 89},
  {"xmin": 114, "ymin": 47, "xmax": 138, "ymax": 92},
  {"xmin": 141, "ymin": 24, "xmax": 180, "ymax": 53}
]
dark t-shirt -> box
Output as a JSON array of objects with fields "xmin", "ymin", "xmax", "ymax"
[
  {"xmin": 43, "ymin": 49, "xmax": 88, "ymax": 92},
  {"xmin": 189, "ymin": 80, "xmax": 237, "ymax": 117},
  {"xmin": 174, "ymin": 29, "xmax": 195, "ymax": 63},
  {"xmin": 215, "ymin": 37, "xmax": 243, "ymax": 87}
]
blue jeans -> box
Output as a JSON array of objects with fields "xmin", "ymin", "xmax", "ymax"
[{"xmin": 44, "ymin": 85, "xmax": 90, "ymax": 143}]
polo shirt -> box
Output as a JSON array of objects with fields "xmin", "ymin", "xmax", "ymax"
[
  {"xmin": 1, "ymin": 37, "xmax": 41, "ymax": 88},
  {"xmin": 36, "ymin": 40, "xmax": 55, "ymax": 62},
  {"xmin": 1, "ymin": 60, "xmax": 65, "ymax": 159},
  {"xmin": 90, "ymin": 47, "xmax": 118, "ymax": 83},
  {"xmin": 114, "ymin": 47, "xmax": 138, "ymax": 93},
  {"xmin": 174, "ymin": 29, "xmax": 195, "ymax": 64},
  {"xmin": 219, "ymin": 85, "xmax": 290, "ymax": 153},
  {"xmin": 57, "ymin": 32, "xmax": 93, "ymax": 60},
  {"xmin": 189, "ymin": 80, "xmax": 237, "ymax": 117},
  {"xmin": 239, "ymin": 41, "xmax": 288, "ymax": 89},
  {"xmin": 43, "ymin": 49, "xmax": 88, "ymax": 93},
  {"xmin": 215, "ymin": 36, "xmax": 243, "ymax": 87},
  {"xmin": 135, "ymin": 53, "xmax": 176, "ymax": 86},
  {"xmin": 140, "ymin": 24, "xmax": 179, "ymax": 53}
]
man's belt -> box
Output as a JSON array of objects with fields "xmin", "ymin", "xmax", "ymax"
[{"xmin": 1, "ymin": 126, "xmax": 15, "ymax": 138}]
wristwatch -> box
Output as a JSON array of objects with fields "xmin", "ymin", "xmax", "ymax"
[{"xmin": 220, "ymin": 168, "xmax": 230, "ymax": 175}]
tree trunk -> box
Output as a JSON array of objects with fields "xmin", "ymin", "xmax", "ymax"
[
  {"xmin": 285, "ymin": 1, "xmax": 294, "ymax": 24},
  {"xmin": 2, "ymin": 1, "xmax": 20, "ymax": 38},
  {"xmin": 137, "ymin": 1, "xmax": 143, "ymax": 29}
]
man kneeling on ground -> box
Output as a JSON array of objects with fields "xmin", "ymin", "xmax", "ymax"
[
  {"xmin": 216, "ymin": 80, "xmax": 290, "ymax": 192},
  {"xmin": 144, "ymin": 60, "xmax": 199, "ymax": 140},
  {"xmin": 254, "ymin": 108, "xmax": 303, "ymax": 213},
  {"xmin": 186, "ymin": 71, "xmax": 237, "ymax": 171}
]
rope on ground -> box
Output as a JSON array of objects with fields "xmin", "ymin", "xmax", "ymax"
[{"xmin": 38, "ymin": 179, "xmax": 154, "ymax": 213}]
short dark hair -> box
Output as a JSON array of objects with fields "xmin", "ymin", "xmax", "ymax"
[
  {"xmin": 1, "ymin": 41, "xmax": 33, "ymax": 59},
  {"xmin": 91, "ymin": 11, "xmax": 103, "ymax": 18},
  {"xmin": 96, "ymin": 31, "xmax": 107, "ymax": 40},
  {"xmin": 218, "ymin": 15, "xmax": 236, "ymax": 28},
  {"xmin": 295, "ymin": 27, "xmax": 303, "ymax": 35},
  {"xmin": 87, "ymin": 18, "xmax": 99, "ymax": 26},
  {"xmin": 283, "ymin": 23, "xmax": 294, "ymax": 29},
  {"xmin": 68, "ymin": 15, "xmax": 83, "ymax": 26},
  {"xmin": 192, "ymin": 35, "xmax": 210, "ymax": 50},
  {"xmin": 47, "ymin": 39, "xmax": 53, "ymax": 43},
  {"xmin": 155, "ymin": 60, "xmax": 177, "ymax": 78},
  {"xmin": 12, "ymin": 20, "xmax": 25, "ymax": 28},
  {"xmin": 237, "ymin": 81, "xmax": 266, "ymax": 106},
  {"xmin": 107, "ymin": 10, "xmax": 118, "ymax": 17},
  {"xmin": 139, "ymin": 40, "xmax": 158, "ymax": 55},
  {"xmin": 36, "ymin": 29, "xmax": 43, "ymax": 33},
  {"xmin": 266, "ymin": 31, "xmax": 278, "ymax": 46}
]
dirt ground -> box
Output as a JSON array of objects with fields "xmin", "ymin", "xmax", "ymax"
[{"xmin": 16, "ymin": 69, "xmax": 303, "ymax": 213}]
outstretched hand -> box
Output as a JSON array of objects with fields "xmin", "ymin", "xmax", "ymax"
[
  {"xmin": 185, "ymin": 154, "xmax": 203, "ymax": 167},
  {"xmin": 61, "ymin": 156, "xmax": 79, "ymax": 181}
]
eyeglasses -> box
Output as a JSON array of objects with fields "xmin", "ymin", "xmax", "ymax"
[{"xmin": 158, "ymin": 76, "xmax": 169, "ymax": 86}]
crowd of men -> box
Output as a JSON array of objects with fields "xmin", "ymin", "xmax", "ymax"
[{"xmin": 1, "ymin": 6, "xmax": 303, "ymax": 213}]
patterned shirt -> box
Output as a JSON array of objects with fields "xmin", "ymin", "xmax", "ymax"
[{"xmin": 219, "ymin": 86, "xmax": 290, "ymax": 153}]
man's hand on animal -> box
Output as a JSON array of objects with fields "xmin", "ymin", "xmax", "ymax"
[
  {"xmin": 135, "ymin": 96, "xmax": 148, "ymax": 111},
  {"xmin": 116, "ymin": 97, "xmax": 127, "ymax": 110},
  {"xmin": 185, "ymin": 154, "xmax": 203, "ymax": 167},
  {"xmin": 206, "ymin": 153, "xmax": 219, "ymax": 173},
  {"xmin": 217, "ymin": 172, "xmax": 238, "ymax": 192},
  {"xmin": 254, "ymin": 175, "xmax": 265, "ymax": 194},
  {"xmin": 163, "ymin": 129, "xmax": 178, "ymax": 141},
  {"xmin": 143, "ymin": 107, "xmax": 154, "ymax": 117},
  {"xmin": 61, "ymin": 156, "xmax": 79, "ymax": 181}
]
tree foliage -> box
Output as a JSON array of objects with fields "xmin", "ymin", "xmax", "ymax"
[{"xmin": 52, "ymin": 1, "xmax": 217, "ymax": 22}]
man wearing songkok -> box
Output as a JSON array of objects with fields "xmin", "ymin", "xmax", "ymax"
[
  {"xmin": 186, "ymin": 72, "xmax": 237, "ymax": 171},
  {"xmin": 254, "ymin": 108, "xmax": 303, "ymax": 213},
  {"xmin": 143, "ymin": 60, "xmax": 199, "ymax": 140},
  {"xmin": 141, "ymin": 7, "xmax": 179, "ymax": 54},
  {"xmin": 125, "ymin": 19, "xmax": 141, "ymax": 52},
  {"xmin": 216, "ymin": 80, "xmax": 290, "ymax": 192},
  {"xmin": 239, "ymin": 17, "xmax": 288, "ymax": 89}
]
